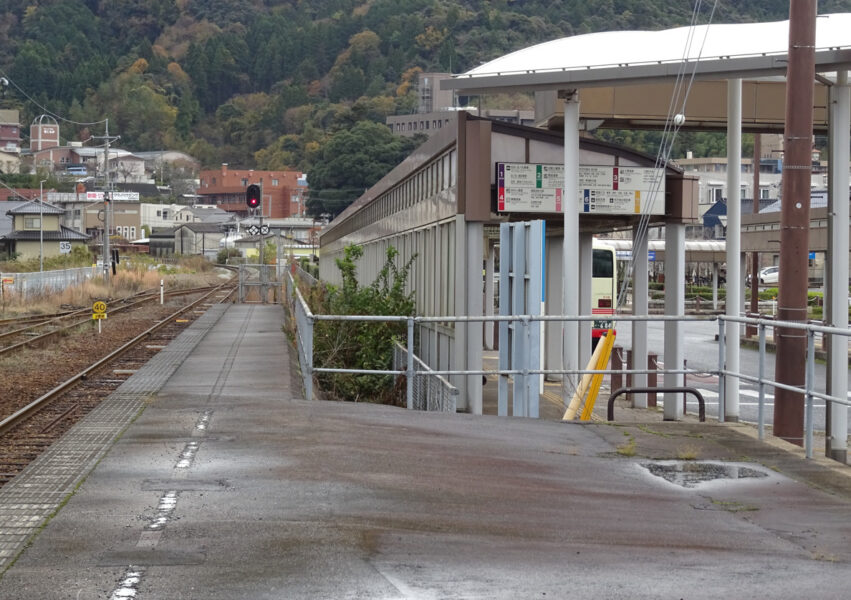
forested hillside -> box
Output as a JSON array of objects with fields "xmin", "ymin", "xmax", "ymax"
[{"xmin": 0, "ymin": 1, "xmax": 843, "ymax": 214}]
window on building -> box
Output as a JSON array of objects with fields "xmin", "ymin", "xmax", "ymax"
[
  {"xmin": 211, "ymin": 178, "xmax": 216, "ymax": 186},
  {"xmin": 709, "ymin": 187, "xmax": 723, "ymax": 203},
  {"xmin": 24, "ymin": 217, "xmax": 40, "ymax": 229},
  {"xmin": 272, "ymin": 179, "xmax": 279, "ymax": 186},
  {"xmin": 242, "ymin": 178, "xmax": 248, "ymax": 186},
  {"xmin": 156, "ymin": 210, "xmax": 161, "ymax": 217},
  {"xmin": 130, "ymin": 226, "xmax": 136, "ymax": 239}
]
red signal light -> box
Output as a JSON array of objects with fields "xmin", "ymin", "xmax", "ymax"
[{"xmin": 246, "ymin": 184, "xmax": 261, "ymax": 209}]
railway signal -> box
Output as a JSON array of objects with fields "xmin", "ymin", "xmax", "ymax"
[{"xmin": 246, "ymin": 184, "xmax": 261, "ymax": 209}]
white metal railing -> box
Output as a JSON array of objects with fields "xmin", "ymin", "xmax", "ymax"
[
  {"xmin": 285, "ymin": 273, "xmax": 851, "ymax": 458},
  {"xmin": 718, "ymin": 315, "xmax": 851, "ymax": 458},
  {"xmin": 392, "ymin": 342, "xmax": 458, "ymax": 412},
  {"xmin": 0, "ymin": 267, "xmax": 96, "ymax": 300}
]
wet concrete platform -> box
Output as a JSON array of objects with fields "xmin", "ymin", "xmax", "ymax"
[{"xmin": 1, "ymin": 304, "xmax": 850, "ymax": 598}]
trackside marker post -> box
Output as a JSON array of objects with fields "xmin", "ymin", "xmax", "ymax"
[{"xmin": 92, "ymin": 300, "xmax": 107, "ymax": 334}]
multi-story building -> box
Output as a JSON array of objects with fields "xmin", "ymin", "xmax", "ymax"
[
  {"xmin": 196, "ymin": 164, "xmax": 307, "ymax": 219},
  {"xmin": 0, "ymin": 109, "xmax": 21, "ymax": 154},
  {"xmin": 46, "ymin": 190, "xmax": 142, "ymax": 242},
  {"xmin": 387, "ymin": 72, "xmax": 535, "ymax": 138}
]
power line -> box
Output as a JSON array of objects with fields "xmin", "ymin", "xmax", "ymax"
[{"xmin": 0, "ymin": 68, "xmax": 107, "ymax": 127}]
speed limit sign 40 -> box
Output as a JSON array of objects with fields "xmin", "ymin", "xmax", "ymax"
[{"xmin": 92, "ymin": 301, "xmax": 107, "ymax": 314}]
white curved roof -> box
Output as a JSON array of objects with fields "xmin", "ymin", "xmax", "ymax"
[{"xmin": 449, "ymin": 13, "xmax": 851, "ymax": 93}]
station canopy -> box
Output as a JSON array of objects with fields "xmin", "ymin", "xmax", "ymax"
[{"xmin": 446, "ymin": 13, "xmax": 851, "ymax": 132}]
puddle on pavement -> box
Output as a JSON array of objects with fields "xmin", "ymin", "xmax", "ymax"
[{"xmin": 642, "ymin": 461, "xmax": 769, "ymax": 488}]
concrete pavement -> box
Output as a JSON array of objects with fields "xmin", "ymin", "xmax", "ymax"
[{"xmin": 0, "ymin": 304, "xmax": 849, "ymax": 598}]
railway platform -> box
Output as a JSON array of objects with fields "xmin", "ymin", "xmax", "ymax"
[{"xmin": 1, "ymin": 303, "xmax": 851, "ymax": 598}]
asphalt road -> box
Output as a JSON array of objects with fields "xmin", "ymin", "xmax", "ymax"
[{"xmin": 614, "ymin": 318, "xmax": 851, "ymax": 433}]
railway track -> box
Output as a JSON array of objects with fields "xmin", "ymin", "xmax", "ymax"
[
  {"xmin": 0, "ymin": 281, "xmax": 237, "ymax": 487},
  {"xmin": 0, "ymin": 285, "xmax": 228, "ymax": 356}
]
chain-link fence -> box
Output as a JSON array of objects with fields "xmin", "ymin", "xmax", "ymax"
[
  {"xmin": 0, "ymin": 267, "xmax": 96, "ymax": 300},
  {"xmin": 392, "ymin": 342, "xmax": 458, "ymax": 412}
]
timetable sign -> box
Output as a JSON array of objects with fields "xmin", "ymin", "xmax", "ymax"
[
  {"xmin": 496, "ymin": 163, "xmax": 665, "ymax": 215},
  {"xmin": 497, "ymin": 163, "xmax": 564, "ymax": 213},
  {"xmin": 580, "ymin": 166, "xmax": 665, "ymax": 215}
]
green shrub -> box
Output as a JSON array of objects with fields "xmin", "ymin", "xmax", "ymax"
[{"xmin": 307, "ymin": 244, "xmax": 416, "ymax": 404}]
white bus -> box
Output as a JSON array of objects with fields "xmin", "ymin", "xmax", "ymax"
[{"xmin": 591, "ymin": 241, "xmax": 617, "ymax": 346}]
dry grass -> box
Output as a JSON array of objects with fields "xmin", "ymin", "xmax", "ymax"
[
  {"xmin": 0, "ymin": 258, "xmax": 225, "ymax": 316},
  {"xmin": 676, "ymin": 445, "xmax": 700, "ymax": 460}
]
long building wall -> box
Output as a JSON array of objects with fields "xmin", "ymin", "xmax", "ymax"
[{"xmin": 319, "ymin": 113, "xmax": 693, "ymax": 413}]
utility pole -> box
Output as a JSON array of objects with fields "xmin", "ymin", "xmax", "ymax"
[
  {"xmin": 259, "ymin": 179, "xmax": 265, "ymax": 267},
  {"xmin": 39, "ymin": 178, "xmax": 46, "ymax": 273},
  {"xmin": 90, "ymin": 119, "xmax": 119, "ymax": 283},
  {"xmin": 774, "ymin": 1, "xmax": 816, "ymax": 446}
]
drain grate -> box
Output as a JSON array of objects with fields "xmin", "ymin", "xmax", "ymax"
[{"xmin": 642, "ymin": 461, "xmax": 769, "ymax": 488}]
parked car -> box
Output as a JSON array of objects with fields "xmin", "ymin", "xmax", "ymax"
[{"xmin": 758, "ymin": 265, "xmax": 779, "ymax": 285}]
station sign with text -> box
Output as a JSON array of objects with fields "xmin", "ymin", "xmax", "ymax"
[{"xmin": 497, "ymin": 163, "xmax": 666, "ymax": 215}]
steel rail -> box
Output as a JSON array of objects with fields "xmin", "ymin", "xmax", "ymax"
[
  {"xmin": 0, "ymin": 282, "xmax": 233, "ymax": 437},
  {"xmin": 0, "ymin": 287, "xmax": 177, "ymax": 342},
  {"xmin": 0, "ymin": 285, "xmax": 224, "ymax": 356}
]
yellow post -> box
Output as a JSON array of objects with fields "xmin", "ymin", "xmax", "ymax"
[
  {"xmin": 580, "ymin": 330, "xmax": 616, "ymax": 420},
  {"xmin": 563, "ymin": 334, "xmax": 608, "ymax": 420}
]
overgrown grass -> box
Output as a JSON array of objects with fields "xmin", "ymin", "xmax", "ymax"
[{"xmin": 0, "ymin": 255, "xmax": 222, "ymax": 316}]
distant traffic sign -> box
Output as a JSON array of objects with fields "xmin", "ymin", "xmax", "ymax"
[
  {"xmin": 92, "ymin": 313, "xmax": 107, "ymax": 320},
  {"xmin": 92, "ymin": 301, "xmax": 107, "ymax": 314},
  {"xmin": 246, "ymin": 225, "xmax": 260, "ymax": 236},
  {"xmin": 260, "ymin": 225, "xmax": 270, "ymax": 235}
]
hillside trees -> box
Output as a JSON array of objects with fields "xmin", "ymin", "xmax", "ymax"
[
  {"xmin": 306, "ymin": 121, "xmax": 423, "ymax": 218},
  {"xmin": 0, "ymin": 0, "xmax": 819, "ymax": 192}
]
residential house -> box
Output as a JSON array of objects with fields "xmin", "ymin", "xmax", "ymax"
[
  {"xmin": 1, "ymin": 199, "xmax": 89, "ymax": 260},
  {"xmin": 174, "ymin": 222, "xmax": 224, "ymax": 259}
]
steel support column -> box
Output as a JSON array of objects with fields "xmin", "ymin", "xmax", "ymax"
[
  {"xmin": 827, "ymin": 70, "xmax": 849, "ymax": 462},
  {"xmin": 484, "ymin": 240, "xmax": 496, "ymax": 350},
  {"xmin": 453, "ymin": 215, "xmax": 469, "ymax": 411},
  {"xmin": 562, "ymin": 91, "xmax": 581, "ymax": 395},
  {"xmin": 748, "ymin": 134, "xmax": 762, "ymax": 336},
  {"xmin": 466, "ymin": 222, "xmax": 484, "ymax": 415},
  {"xmin": 579, "ymin": 232, "xmax": 593, "ymax": 365},
  {"xmin": 632, "ymin": 225, "xmax": 649, "ymax": 408},
  {"xmin": 725, "ymin": 78, "xmax": 742, "ymax": 422},
  {"xmin": 663, "ymin": 222, "xmax": 685, "ymax": 420}
]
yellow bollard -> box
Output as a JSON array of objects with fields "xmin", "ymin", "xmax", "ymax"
[
  {"xmin": 563, "ymin": 332, "xmax": 609, "ymax": 420},
  {"xmin": 580, "ymin": 330, "xmax": 616, "ymax": 421}
]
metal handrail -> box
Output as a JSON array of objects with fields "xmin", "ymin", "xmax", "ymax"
[
  {"xmin": 608, "ymin": 387, "xmax": 706, "ymax": 422},
  {"xmin": 285, "ymin": 272, "xmax": 851, "ymax": 458}
]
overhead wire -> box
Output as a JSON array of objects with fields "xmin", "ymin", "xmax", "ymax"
[
  {"xmin": 614, "ymin": 0, "xmax": 720, "ymax": 313},
  {"xmin": 0, "ymin": 67, "xmax": 107, "ymax": 127},
  {"xmin": 0, "ymin": 69, "xmax": 111, "ymax": 201}
]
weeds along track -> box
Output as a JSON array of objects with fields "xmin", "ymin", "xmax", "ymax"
[
  {"xmin": 0, "ymin": 285, "xmax": 228, "ymax": 356},
  {"xmin": 0, "ymin": 282, "xmax": 237, "ymax": 487}
]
